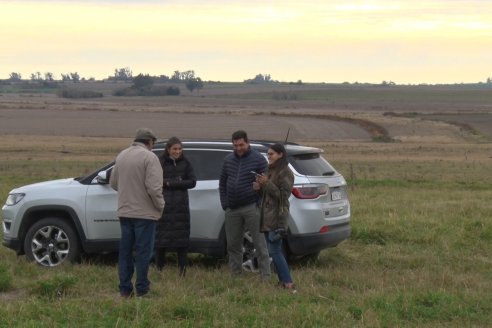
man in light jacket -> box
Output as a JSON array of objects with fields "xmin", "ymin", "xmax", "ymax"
[{"xmin": 110, "ymin": 128, "xmax": 165, "ymax": 298}]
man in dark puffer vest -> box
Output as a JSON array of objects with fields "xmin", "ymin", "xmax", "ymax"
[{"xmin": 219, "ymin": 130, "xmax": 271, "ymax": 278}]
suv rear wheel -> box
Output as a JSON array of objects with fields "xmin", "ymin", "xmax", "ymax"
[
  {"xmin": 241, "ymin": 231, "xmax": 258, "ymax": 272},
  {"xmin": 24, "ymin": 218, "xmax": 80, "ymax": 267},
  {"xmin": 242, "ymin": 231, "xmax": 280, "ymax": 273}
]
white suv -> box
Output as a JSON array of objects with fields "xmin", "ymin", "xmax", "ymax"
[{"xmin": 2, "ymin": 141, "xmax": 351, "ymax": 267}]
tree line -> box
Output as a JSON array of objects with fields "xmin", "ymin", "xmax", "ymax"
[
  {"xmin": 5, "ymin": 69, "xmax": 492, "ymax": 86},
  {"xmin": 5, "ymin": 68, "xmax": 207, "ymax": 94}
]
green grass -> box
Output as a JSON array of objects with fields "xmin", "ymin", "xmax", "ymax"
[{"xmin": 0, "ymin": 143, "xmax": 491, "ymax": 327}]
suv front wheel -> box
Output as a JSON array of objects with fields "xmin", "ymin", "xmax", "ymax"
[{"xmin": 24, "ymin": 218, "xmax": 80, "ymax": 267}]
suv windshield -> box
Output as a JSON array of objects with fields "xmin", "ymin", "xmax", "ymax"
[{"xmin": 289, "ymin": 153, "xmax": 335, "ymax": 176}]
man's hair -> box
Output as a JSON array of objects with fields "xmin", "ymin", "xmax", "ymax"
[{"xmin": 232, "ymin": 130, "xmax": 248, "ymax": 142}]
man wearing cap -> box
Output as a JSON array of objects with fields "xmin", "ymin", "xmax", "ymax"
[{"xmin": 110, "ymin": 128, "xmax": 165, "ymax": 298}]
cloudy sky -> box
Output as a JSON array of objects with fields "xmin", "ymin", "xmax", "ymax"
[{"xmin": 1, "ymin": 0, "xmax": 491, "ymax": 84}]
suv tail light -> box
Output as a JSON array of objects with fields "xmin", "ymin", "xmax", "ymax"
[{"xmin": 291, "ymin": 184, "xmax": 328, "ymax": 199}]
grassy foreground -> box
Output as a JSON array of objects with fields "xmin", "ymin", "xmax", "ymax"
[{"xmin": 0, "ymin": 137, "xmax": 491, "ymax": 327}]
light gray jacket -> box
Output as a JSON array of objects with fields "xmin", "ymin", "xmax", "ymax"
[{"xmin": 110, "ymin": 142, "xmax": 165, "ymax": 220}]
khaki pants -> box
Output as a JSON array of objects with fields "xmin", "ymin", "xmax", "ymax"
[{"xmin": 225, "ymin": 203, "xmax": 271, "ymax": 277}]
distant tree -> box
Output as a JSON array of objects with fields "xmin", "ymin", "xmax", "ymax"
[
  {"xmin": 171, "ymin": 70, "xmax": 195, "ymax": 82},
  {"xmin": 70, "ymin": 72, "xmax": 80, "ymax": 83},
  {"xmin": 9, "ymin": 72, "xmax": 22, "ymax": 81},
  {"xmin": 132, "ymin": 73, "xmax": 154, "ymax": 90},
  {"xmin": 244, "ymin": 73, "xmax": 273, "ymax": 84},
  {"xmin": 30, "ymin": 72, "xmax": 42, "ymax": 81},
  {"xmin": 44, "ymin": 72, "xmax": 54, "ymax": 81},
  {"xmin": 185, "ymin": 77, "xmax": 203, "ymax": 93},
  {"xmin": 487, "ymin": 77, "xmax": 492, "ymax": 84},
  {"xmin": 61, "ymin": 73, "xmax": 71, "ymax": 82},
  {"xmin": 171, "ymin": 70, "xmax": 181, "ymax": 82},
  {"xmin": 157, "ymin": 74, "xmax": 170, "ymax": 82},
  {"xmin": 181, "ymin": 70, "xmax": 195, "ymax": 80},
  {"xmin": 112, "ymin": 67, "xmax": 132, "ymax": 82}
]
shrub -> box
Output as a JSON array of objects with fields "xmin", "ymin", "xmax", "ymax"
[
  {"xmin": 272, "ymin": 91, "xmax": 298, "ymax": 101},
  {"xmin": 132, "ymin": 74, "xmax": 154, "ymax": 90},
  {"xmin": 113, "ymin": 86, "xmax": 180, "ymax": 96},
  {"xmin": 165, "ymin": 86, "xmax": 180, "ymax": 96},
  {"xmin": 57, "ymin": 89, "xmax": 103, "ymax": 99},
  {"xmin": 112, "ymin": 88, "xmax": 140, "ymax": 96},
  {"xmin": 372, "ymin": 135, "xmax": 396, "ymax": 143}
]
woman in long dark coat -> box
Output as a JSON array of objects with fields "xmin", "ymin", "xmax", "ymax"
[{"xmin": 155, "ymin": 137, "xmax": 196, "ymax": 277}]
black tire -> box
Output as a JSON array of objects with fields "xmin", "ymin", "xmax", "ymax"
[
  {"xmin": 241, "ymin": 231, "xmax": 258, "ymax": 272},
  {"xmin": 23, "ymin": 217, "xmax": 80, "ymax": 267},
  {"xmin": 242, "ymin": 232, "xmax": 288, "ymax": 272}
]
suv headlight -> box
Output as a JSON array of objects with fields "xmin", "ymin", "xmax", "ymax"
[{"xmin": 6, "ymin": 193, "xmax": 25, "ymax": 206}]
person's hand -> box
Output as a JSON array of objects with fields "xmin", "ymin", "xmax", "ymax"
[
  {"xmin": 256, "ymin": 174, "xmax": 268, "ymax": 185},
  {"xmin": 253, "ymin": 181, "xmax": 260, "ymax": 190}
]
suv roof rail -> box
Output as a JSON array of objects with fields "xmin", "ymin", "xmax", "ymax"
[{"xmin": 155, "ymin": 139, "xmax": 300, "ymax": 147}]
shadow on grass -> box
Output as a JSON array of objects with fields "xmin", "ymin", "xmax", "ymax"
[{"xmin": 80, "ymin": 252, "xmax": 227, "ymax": 269}]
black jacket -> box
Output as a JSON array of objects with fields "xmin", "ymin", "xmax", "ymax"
[
  {"xmin": 155, "ymin": 152, "xmax": 197, "ymax": 248},
  {"xmin": 219, "ymin": 148, "xmax": 268, "ymax": 210}
]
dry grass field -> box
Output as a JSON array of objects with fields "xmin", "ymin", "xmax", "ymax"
[
  {"xmin": 1, "ymin": 81, "xmax": 491, "ymax": 142},
  {"xmin": 0, "ymin": 82, "xmax": 491, "ymax": 326}
]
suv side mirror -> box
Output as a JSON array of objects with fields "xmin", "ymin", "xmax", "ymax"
[{"xmin": 96, "ymin": 171, "xmax": 109, "ymax": 184}]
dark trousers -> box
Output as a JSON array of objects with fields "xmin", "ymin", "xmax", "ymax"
[{"xmin": 155, "ymin": 247, "xmax": 188, "ymax": 275}]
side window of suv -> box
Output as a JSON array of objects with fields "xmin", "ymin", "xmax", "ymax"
[{"xmin": 185, "ymin": 149, "xmax": 231, "ymax": 180}]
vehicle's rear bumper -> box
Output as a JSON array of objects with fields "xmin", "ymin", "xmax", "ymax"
[{"xmin": 286, "ymin": 223, "xmax": 351, "ymax": 256}]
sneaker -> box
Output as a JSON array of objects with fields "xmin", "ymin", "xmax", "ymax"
[{"xmin": 281, "ymin": 282, "xmax": 297, "ymax": 294}]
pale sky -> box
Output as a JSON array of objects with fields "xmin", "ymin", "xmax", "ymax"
[{"xmin": 1, "ymin": 0, "xmax": 491, "ymax": 84}]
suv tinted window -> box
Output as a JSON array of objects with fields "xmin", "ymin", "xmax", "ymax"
[
  {"xmin": 185, "ymin": 149, "xmax": 230, "ymax": 180},
  {"xmin": 289, "ymin": 153, "xmax": 336, "ymax": 176}
]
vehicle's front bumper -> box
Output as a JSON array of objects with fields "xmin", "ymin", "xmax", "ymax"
[
  {"xmin": 2, "ymin": 237, "xmax": 23, "ymax": 254},
  {"xmin": 286, "ymin": 223, "xmax": 351, "ymax": 256}
]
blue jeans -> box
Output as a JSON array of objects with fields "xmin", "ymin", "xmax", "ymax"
[
  {"xmin": 265, "ymin": 232, "xmax": 293, "ymax": 284},
  {"xmin": 118, "ymin": 218, "xmax": 156, "ymax": 296}
]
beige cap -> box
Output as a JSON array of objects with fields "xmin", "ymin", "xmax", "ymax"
[{"xmin": 135, "ymin": 128, "xmax": 157, "ymax": 141}]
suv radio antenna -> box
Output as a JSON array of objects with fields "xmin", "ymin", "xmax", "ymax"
[{"xmin": 284, "ymin": 127, "xmax": 290, "ymax": 144}]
